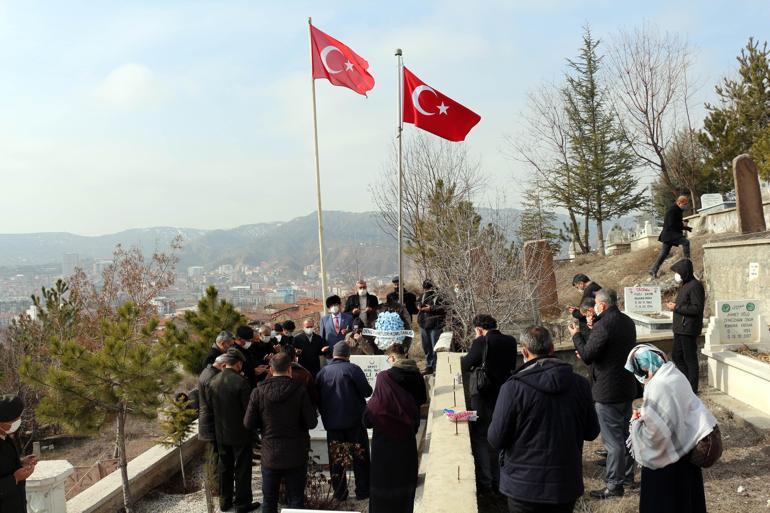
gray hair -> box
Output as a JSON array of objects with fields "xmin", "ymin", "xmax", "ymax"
[
  {"xmin": 520, "ymin": 326, "xmax": 554, "ymax": 356},
  {"xmin": 258, "ymin": 325, "xmax": 272, "ymax": 336},
  {"xmin": 216, "ymin": 330, "xmax": 234, "ymax": 344},
  {"xmin": 595, "ymin": 288, "xmax": 617, "ymax": 306}
]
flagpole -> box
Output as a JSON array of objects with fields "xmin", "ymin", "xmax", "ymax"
[
  {"xmin": 309, "ymin": 17, "xmax": 328, "ymax": 312},
  {"xmin": 396, "ymin": 48, "xmax": 404, "ymax": 306}
]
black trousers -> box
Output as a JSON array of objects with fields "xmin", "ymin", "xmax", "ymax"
[
  {"xmin": 469, "ymin": 394, "xmax": 500, "ymax": 490},
  {"xmin": 326, "ymin": 426, "xmax": 371, "ymax": 500},
  {"xmin": 217, "ymin": 443, "xmax": 253, "ymax": 509},
  {"xmin": 673, "ymin": 334, "xmax": 699, "ymax": 393},
  {"xmin": 651, "ymin": 236, "xmax": 690, "ymax": 275},
  {"xmin": 507, "ymin": 497, "xmax": 576, "ymax": 513}
]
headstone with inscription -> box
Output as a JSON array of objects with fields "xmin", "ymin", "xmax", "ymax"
[
  {"xmin": 349, "ymin": 355, "xmax": 391, "ymax": 391},
  {"xmin": 700, "ymin": 193, "xmax": 723, "ymax": 210},
  {"xmin": 623, "ymin": 286, "xmax": 662, "ymax": 314},
  {"xmin": 716, "ymin": 300, "xmax": 761, "ymax": 344}
]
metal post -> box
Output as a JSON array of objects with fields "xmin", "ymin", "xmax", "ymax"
[{"xmin": 396, "ymin": 48, "xmax": 404, "ymax": 306}]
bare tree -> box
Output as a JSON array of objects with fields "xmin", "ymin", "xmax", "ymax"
[
  {"xmin": 608, "ymin": 24, "xmax": 694, "ymax": 196},
  {"xmin": 370, "ymin": 134, "xmax": 485, "ymax": 278}
]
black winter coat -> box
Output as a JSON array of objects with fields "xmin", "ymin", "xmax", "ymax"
[
  {"xmin": 659, "ymin": 203, "xmax": 690, "ymax": 244},
  {"xmin": 0, "ymin": 435, "xmax": 25, "ymax": 513},
  {"xmin": 386, "ymin": 288, "xmax": 419, "ymax": 315},
  {"xmin": 571, "ymin": 281, "xmax": 602, "ymax": 322},
  {"xmin": 671, "ymin": 259, "xmax": 705, "ymax": 336},
  {"xmin": 243, "ymin": 376, "xmax": 317, "ymax": 470},
  {"xmin": 206, "ymin": 368, "xmax": 252, "ymax": 447},
  {"xmin": 197, "ymin": 364, "xmax": 220, "ymax": 442},
  {"xmin": 572, "ymin": 305, "xmax": 638, "ymax": 404},
  {"xmin": 488, "ymin": 357, "xmax": 600, "ymax": 504},
  {"xmin": 292, "ymin": 332, "xmax": 329, "ymax": 377},
  {"xmin": 461, "ymin": 330, "xmax": 518, "ymax": 405},
  {"xmin": 417, "ymin": 290, "xmax": 447, "ymax": 330},
  {"xmin": 344, "ymin": 293, "xmax": 380, "ymax": 327}
]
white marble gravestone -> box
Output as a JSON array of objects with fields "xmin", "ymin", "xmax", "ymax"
[
  {"xmin": 26, "ymin": 460, "xmax": 73, "ymax": 513},
  {"xmin": 700, "ymin": 193, "xmax": 723, "ymax": 210},
  {"xmin": 716, "ymin": 300, "xmax": 761, "ymax": 344},
  {"xmin": 623, "ymin": 286, "xmax": 662, "ymax": 314}
]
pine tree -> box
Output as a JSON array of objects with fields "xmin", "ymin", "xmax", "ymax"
[
  {"xmin": 701, "ymin": 38, "xmax": 770, "ymax": 186},
  {"xmin": 159, "ymin": 395, "xmax": 197, "ymax": 491},
  {"xmin": 21, "ymin": 302, "xmax": 180, "ymax": 513},
  {"xmin": 516, "ymin": 181, "xmax": 561, "ymax": 254},
  {"xmin": 163, "ymin": 286, "xmax": 246, "ymax": 375},
  {"xmin": 564, "ymin": 26, "xmax": 645, "ymax": 255}
]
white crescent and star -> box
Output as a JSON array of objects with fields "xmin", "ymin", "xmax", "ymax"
[
  {"xmin": 320, "ymin": 45, "xmax": 354, "ymax": 75},
  {"xmin": 412, "ymin": 85, "xmax": 449, "ymax": 116}
]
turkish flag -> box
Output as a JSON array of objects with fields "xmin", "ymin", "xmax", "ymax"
[
  {"xmin": 310, "ymin": 24, "xmax": 375, "ymax": 96},
  {"xmin": 402, "ymin": 67, "xmax": 480, "ymax": 142}
]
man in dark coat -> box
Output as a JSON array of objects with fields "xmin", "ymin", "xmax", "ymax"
[
  {"xmin": 570, "ymin": 288, "xmax": 637, "ymax": 498},
  {"xmin": 234, "ymin": 326, "xmax": 259, "ymax": 388},
  {"xmin": 0, "ymin": 395, "xmax": 36, "ymax": 513},
  {"xmin": 319, "ymin": 295, "xmax": 354, "ymax": 348},
  {"xmin": 386, "ymin": 276, "xmax": 419, "ymax": 316},
  {"xmin": 460, "ymin": 314, "xmax": 518, "ymax": 494},
  {"xmin": 197, "ymin": 355, "xmax": 226, "ymax": 447},
  {"xmin": 650, "ymin": 195, "xmax": 693, "ymax": 278},
  {"xmin": 244, "ymin": 352, "xmax": 318, "ymax": 513},
  {"xmin": 315, "ymin": 341, "xmax": 373, "ymax": 501},
  {"xmin": 417, "ymin": 280, "xmax": 446, "ymax": 375},
  {"xmin": 489, "ymin": 327, "xmax": 600, "ymax": 513},
  {"xmin": 344, "ymin": 280, "xmax": 379, "ymax": 328},
  {"xmin": 569, "ymin": 274, "xmax": 602, "ymax": 325},
  {"xmin": 292, "ymin": 318, "xmax": 329, "ymax": 377},
  {"xmin": 206, "ymin": 348, "xmax": 259, "ymax": 513},
  {"xmin": 666, "ymin": 259, "xmax": 705, "ymax": 393},
  {"xmin": 202, "ymin": 330, "xmax": 235, "ymax": 370}
]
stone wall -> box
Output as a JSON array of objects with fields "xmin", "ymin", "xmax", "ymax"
[
  {"xmin": 702, "ymin": 237, "xmax": 770, "ymax": 322},
  {"xmin": 688, "ymin": 201, "xmax": 770, "ymax": 236}
]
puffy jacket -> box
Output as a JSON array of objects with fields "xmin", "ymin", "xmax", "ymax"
[
  {"xmin": 572, "ymin": 305, "xmax": 638, "ymax": 404},
  {"xmin": 671, "ymin": 259, "xmax": 705, "ymax": 336},
  {"xmin": 315, "ymin": 359, "xmax": 373, "ymax": 430},
  {"xmin": 197, "ymin": 364, "xmax": 220, "ymax": 442},
  {"xmin": 488, "ymin": 357, "xmax": 600, "ymax": 504},
  {"xmin": 243, "ymin": 376, "xmax": 317, "ymax": 469}
]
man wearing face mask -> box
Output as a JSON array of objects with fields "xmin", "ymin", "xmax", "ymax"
[
  {"xmin": 649, "ymin": 195, "xmax": 693, "ymax": 279},
  {"xmin": 344, "ymin": 280, "xmax": 379, "ymax": 328},
  {"xmin": 0, "ymin": 395, "xmax": 37, "ymax": 513},
  {"xmin": 488, "ymin": 327, "xmax": 599, "ymax": 513},
  {"xmin": 665, "ymin": 259, "xmax": 705, "ymax": 394},
  {"xmin": 234, "ymin": 326, "xmax": 259, "ymax": 388},
  {"xmin": 320, "ymin": 295, "xmax": 354, "ymax": 349},
  {"xmin": 292, "ymin": 318, "xmax": 329, "ymax": 378},
  {"xmin": 569, "ymin": 289, "xmax": 637, "ymax": 499}
]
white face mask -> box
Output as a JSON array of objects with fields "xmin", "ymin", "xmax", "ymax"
[
  {"xmin": 330, "ymin": 305, "xmax": 340, "ymax": 314},
  {"xmin": 276, "ymin": 334, "xmax": 282, "ymax": 342},
  {"xmin": 303, "ymin": 327, "xmax": 314, "ymax": 335},
  {"xmin": 674, "ymin": 273, "xmax": 682, "ymax": 283},
  {"xmin": 243, "ymin": 341, "xmax": 252, "ymax": 349},
  {"xmin": 5, "ymin": 419, "xmax": 21, "ymax": 434},
  {"xmin": 270, "ymin": 330, "xmax": 277, "ymax": 337},
  {"xmin": 358, "ymin": 288, "xmax": 367, "ymax": 296},
  {"xmin": 261, "ymin": 335, "xmax": 270, "ymax": 343}
]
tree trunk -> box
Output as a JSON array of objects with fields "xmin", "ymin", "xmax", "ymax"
[
  {"xmin": 567, "ymin": 209, "xmax": 588, "ymax": 254},
  {"xmin": 116, "ymin": 409, "xmax": 133, "ymax": 513},
  {"xmin": 596, "ymin": 218, "xmax": 605, "ymax": 256},
  {"xmin": 583, "ymin": 210, "xmax": 591, "ymax": 253},
  {"xmin": 178, "ymin": 446, "xmax": 187, "ymax": 491}
]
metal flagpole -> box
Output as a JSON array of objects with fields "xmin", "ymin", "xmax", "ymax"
[
  {"xmin": 396, "ymin": 48, "xmax": 404, "ymax": 306},
  {"xmin": 309, "ymin": 17, "xmax": 328, "ymax": 312}
]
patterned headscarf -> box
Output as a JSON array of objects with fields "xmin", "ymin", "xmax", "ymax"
[{"xmin": 625, "ymin": 344, "xmax": 667, "ymax": 384}]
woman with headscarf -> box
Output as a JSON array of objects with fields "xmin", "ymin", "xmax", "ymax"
[
  {"xmin": 625, "ymin": 344, "xmax": 716, "ymax": 513},
  {"xmin": 365, "ymin": 343, "xmax": 427, "ymax": 513}
]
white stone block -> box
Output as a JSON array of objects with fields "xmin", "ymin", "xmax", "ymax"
[{"xmin": 26, "ymin": 460, "xmax": 74, "ymax": 513}]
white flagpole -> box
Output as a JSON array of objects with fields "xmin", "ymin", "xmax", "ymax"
[
  {"xmin": 309, "ymin": 17, "xmax": 328, "ymax": 312},
  {"xmin": 396, "ymin": 48, "xmax": 404, "ymax": 306}
]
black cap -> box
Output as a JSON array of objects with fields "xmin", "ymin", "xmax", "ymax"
[{"xmin": 0, "ymin": 395, "xmax": 23, "ymax": 422}]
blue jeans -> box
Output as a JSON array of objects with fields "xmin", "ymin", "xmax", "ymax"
[
  {"xmin": 420, "ymin": 327, "xmax": 442, "ymax": 370},
  {"xmin": 261, "ymin": 464, "xmax": 306, "ymax": 513},
  {"xmin": 595, "ymin": 402, "xmax": 634, "ymax": 489}
]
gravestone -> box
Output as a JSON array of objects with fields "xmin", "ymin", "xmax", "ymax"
[
  {"xmin": 623, "ymin": 286, "xmax": 662, "ymax": 314},
  {"xmin": 349, "ymin": 355, "xmax": 391, "ymax": 390},
  {"xmin": 523, "ymin": 240, "xmax": 559, "ymax": 317},
  {"xmin": 716, "ymin": 300, "xmax": 761, "ymax": 344},
  {"xmin": 26, "ymin": 460, "xmax": 74, "ymax": 513},
  {"xmin": 733, "ymin": 154, "xmax": 767, "ymax": 233},
  {"xmin": 700, "ymin": 193, "xmax": 723, "ymax": 210}
]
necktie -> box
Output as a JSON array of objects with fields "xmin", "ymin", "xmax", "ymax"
[{"xmin": 334, "ymin": 315, "xmax": 340, "ymax": 333}]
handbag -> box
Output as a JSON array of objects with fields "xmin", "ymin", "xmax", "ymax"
[
  {"xmin": 468, "ymin": 337, "xmax": 495, "ymax": 396},
  {"xmin": 689, "ymin": 424, "xmax": 723, "ymax": 468}
]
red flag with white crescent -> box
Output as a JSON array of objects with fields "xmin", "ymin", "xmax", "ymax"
[
  {"xmin": 310, "ymin": 24, "xmax": 375, "ymax": 96},
  {"xmin": 402, "ymin": 66, "xmax": 480, "ymax": 142}
]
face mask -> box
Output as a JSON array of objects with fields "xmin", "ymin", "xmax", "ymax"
[
  {"xmin": 270, "ymin": 330, "xmax": 277, "ymax": 338},
  {"xmin": 680, "ymin": 203, "xmax": 689, "ymax": 210},
  {"xmin": 5, "ymin": 419, "xmax": 21, "ymax": 434},
  {"xmin": 674, "ymin": 273, "xmax": 682, "ymax": 283},
  {"xmin": 330, "ymin": 306, "xmax": 340, "ymax": 314},
  {"xmin": 261, "ymin": 335, "xmax": 270, "ymax": 343},
  {"xmin": 276, "ymin": 334, "xmax": 282, "ymax": 342},
  {"xmin": 358, "ymin": 288, "xmax": 367, "ymax": 296},
  {"xmin": 303, "ymin": 327, "xmax": 314, "ymax": 335},
  {"xmin": 595, "ymin": 304, "xmax": 604, "ymax": 317},
  {"xmin": 243, "ymin": 341, "xmax": 252, "ymax": 349}
]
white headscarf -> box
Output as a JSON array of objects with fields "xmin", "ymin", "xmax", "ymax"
[{"xmin": 627, "ymin": 360, "xmax": 717, "ymax": 469}]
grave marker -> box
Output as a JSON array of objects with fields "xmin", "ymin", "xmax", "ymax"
[
  {"xmin": 623, "ymin": 286, "xmax": 662, "ymax": 313},
  {"xmin": 732, "ymin": 154, "xmax": 767, "ymax": 233},
  {"xmin": 716, "ymin": 299, "xmax": 761, "ymax": 344},
  {"xmin": 349, "ymin": 355, "xmax": 391, "ymax": 391}
]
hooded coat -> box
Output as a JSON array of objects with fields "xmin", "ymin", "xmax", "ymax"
[
  {"xmin": 243, "ymin": 375, "xmax": 317, "ymax": 469},
  {"xmin": 670, "ymin": 259, "xmax": 705, "ymax": 337},
  {"xmin": 488, "ymin": 357, "xmax": 600, "ymax": 505}
]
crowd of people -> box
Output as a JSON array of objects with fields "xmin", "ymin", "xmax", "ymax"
[{"xmin": 0, "ymin": 245, "xmax": 720, "ymax": 513}]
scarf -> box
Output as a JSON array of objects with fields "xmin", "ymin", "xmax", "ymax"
[
  {"xmin": 625, "ymin": 344, "xmax": 667, "ymax": 384},
  {"xmin": 365, "ymin": 369, "xmax": 418, "ymax": 441},
  {"xmin": 627, "ymin": 361, "xmax": 716, "ymax": 469}
]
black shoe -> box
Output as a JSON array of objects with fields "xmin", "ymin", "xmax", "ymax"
[
  {"xmin": 219, "ymin": 499, "xmax": 233, "ymax": 512},
  {"xmin": 421, "ymin": 368, "xmax": 434, "ymax": 375},
  {"xmin": 235, "ymin": 502, "xmax": 261, "ymax": 513},
  {"xmin": 594, "ymin": 449, "xmax": 608, "ymax": 457},
  {"xmin": 625, "ymin": 481, "xmax": 639, "ymax": 490},
  {"xmin": 590, "ymin": 487, "xmax": 624, "ymax": 499},
  {"xmin": 597, "ymin": 459, "xmax": 606, "ymax": 467}
]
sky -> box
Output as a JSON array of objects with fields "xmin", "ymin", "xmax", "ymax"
[{"xmin": 1, "ymin": 0, "xmax": 769, "ymax": 235}]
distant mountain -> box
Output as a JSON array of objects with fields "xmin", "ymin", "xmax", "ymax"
[{"xmin": 0, "ymin": 209, "xmax": 639, "ymax": 273}]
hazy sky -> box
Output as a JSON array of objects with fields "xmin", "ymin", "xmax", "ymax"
[{"xmin": 1, "ymin": 0, "xmax": 769, "ymax": 235}]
